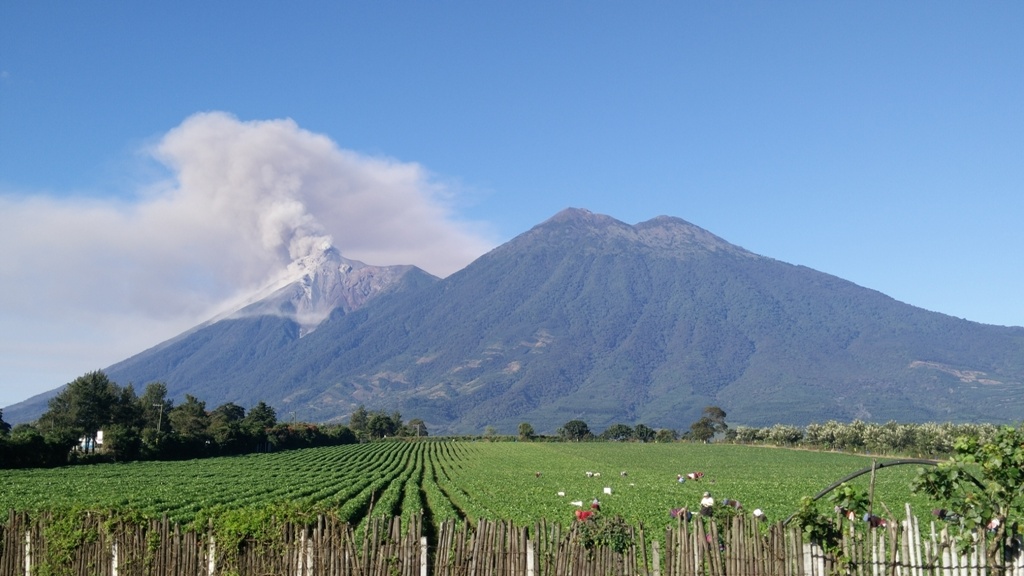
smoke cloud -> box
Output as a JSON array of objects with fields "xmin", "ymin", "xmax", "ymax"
[{"xmin": 0, "ymin": 112, "xmax": 496, "ymax": 407}]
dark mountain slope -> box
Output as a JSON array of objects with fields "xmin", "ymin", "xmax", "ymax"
[
  {"xmin": 231, "ymin": 208, "xmax": 1024, "ymax": 433},
  {"xmin": 7, "ymin": 208, "xmax": 1024, "ymax": 434}
]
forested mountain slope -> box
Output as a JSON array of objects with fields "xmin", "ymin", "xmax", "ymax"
[{"xmin": 8, "ymin": 208, "xmax": 1024, "ymax": 434}]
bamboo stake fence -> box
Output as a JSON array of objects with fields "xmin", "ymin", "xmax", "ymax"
[{"xmin": 2, "ymin": 507, "xmax": 1022, "ymax": 576}]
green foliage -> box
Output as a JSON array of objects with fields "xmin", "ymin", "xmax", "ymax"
[
  {"xmin": 792, "ymin": 496, "xmax": 844, "ymax": 555},
  {"xmin": 792, "ymin": 483, "xmax": 870, "ymax": 566},
  {"xmin": 600, "ymin": 424, "xmax": 633, "ymax": 441},
  {"xmin": 42, "ymin": 371, "xmax": 118, "ymax": 454},
  {"xmin": 654, "ymin": 428, "xmax": 678, "ymax": 442},
  {"xmin": 405, "ymin": 418, "xmax": 428, "ymax": 437},
  {"xmin": 572, "ymin": 514, "xmax": 634, "ymax": 554},
  {"xmin": 912, "ymin": 424, "xmax": 1024, "ymax": 565},
  {"xmin": 33, "ymin": 509, "xmax": 101, "ymax": 576},
  {"xmin": 0, "ymin": 441, "xmax": 937, "ymax": 535},
  {"xmin": 689, "ymin": 418, "xmax": 715, "ymax": 443},
  {"xmin": 633, "ymin": 424, "xmax": 656, "ymax": 443},
  {"xmin": 349, "ymin": 405, "xmax": 368, "ymax": 433},
  {"xmin": 518, "ymin": 422, "xmax": 535, "ymax": 441},
  {"xmin": 560, "ymin": 420, "xmax": 591, "ymax": 441}
]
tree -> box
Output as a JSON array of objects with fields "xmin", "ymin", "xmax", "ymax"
[
  {"xmin": 689, "ymin": 418, "xmax": 716, "ymax": 443},
  {"xmin": 655, "ymin": 428, "xmax": 678, "ymax": 443},
  {"xmin": 560, "ymin": 420, "xmax": 590, "ymax": 442},
  {"xmin": 168, "ymin": 395, "xmax": 210, "ymax": 443},
  {"xmin": 138, "ymin": 382, "xmax": 172, "ymax": 449},
  {"xmin": 242, "ymin": 401, "xmax": 277, "ymax": 451},
  {"xmin": 0, "ymin": 409, "xmax": 10, "ymax": 437},
  {"xmin": 633, "ymin": 424, "xmax": 656, "ymax": 443},
  {"xmin": 702, "ymin": 406, "xmax": 728, "ymax": 435},
  {"xmin": 601, "ymin": 424, "xmax": 633, "ymax": 441},
  {"xmin": 366, "ymin": 411, "xmax": 400, "ymax": 439},
  {"xmin": 103, "ymin": 423, "xmax": 142, "ymax": 462},
  {"xmin": 767, "ymin": 424, "xmax": 804, "ymax": 446},
  {"xmin": 349, "ymin": 405, "xmax": 369, "ymax": 433},
  {"xmin": 912, "ymin": 424, "xmax": 1024, "ymax": 572},
  {"xmin": 110, "ymin": 383, "xmax": 142, "ymax": 430},
  {"xmin": 518, "ymin": 422, "xmax": 535, "ymax": 441},
  {"xmin": 405, "ymin": 418, "xmax": 428, "ymax": 437},
  {"xmin": 44, "ymin": 371, "xmax": 118, "ymax": 453},
  {"xmin": 209, "ymin": 402, "xmax": 246, "ymax": 453},
  {"xmin": 244, "ymin": 401, "xmax": 277, "ymax": 432}
]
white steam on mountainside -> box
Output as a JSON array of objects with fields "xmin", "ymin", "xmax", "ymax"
[{"xmin": 0, "ymin": 112, "xmax": 495, "ymax": 407}]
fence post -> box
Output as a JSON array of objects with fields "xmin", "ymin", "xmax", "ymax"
[
  {"xmin": 651, "ymin": 540, "xmax": 660, "ymax": 576},
  {"xmin": 526, "ymin": 536, "xmax": 535, "ymax": 576},
  {"xmin": 421, "ymin": 535, "xmax": 428, "ymax": 576},
  {"xmin": 23, "ymin": 528, "xmax": 30, "ymax": 576},
  {"xmin": 207, "ymin": 519, "xmax": 217, "ymax": 576}
]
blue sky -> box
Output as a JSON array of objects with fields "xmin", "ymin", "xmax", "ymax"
[{"xmin": 1, "ymin": 2, "xmax": 1022, "ymax": 408}]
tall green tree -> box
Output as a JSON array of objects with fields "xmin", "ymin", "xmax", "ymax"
[
  {"xmin": 366, "ymin": 411, "xmax": 400, "ymax": 439},
  {"xmin": 703, "ymin": 406, "xmax": 728, "ymax": 435},
  {"xmin": 349, "ymin": 405, "xmax": 369, "ymax": 433},
  {"xmin": 0, "ymin": 408, "xmax": 10, "ymax": 437},
  {"xmin": 601, "ymin": 424, "xmax": 633, "ymax": 441},
  {"xmin": 655, "ymin": 428, "xmax": 679, "ymax": 442},
  {"xmin": 109, "ymin": 383, "xmax": 142, "ymax": 428},
  {"xmin": 244, "ymin": 401, "xmax": 277, "ymax": 433},
  {"xmin": 560, "ymin": 420, "xmax": 590, "ymax": 442},
  {"xmin": 209, "ymin": 402, "xmax": 246, "ymax": 453},
  {"xmin": 139, "ymin": 383, "xmax": 172, "ymax": 429},
  {"xmin": 405, "ymin": 418, "xmax": 428, "ymax": 437},
  {"xmin": 168, "ymin": 395, "xmax": 210, "ymax": 444},
  {"xmin": 44, "ymin": 371, "xmax": 118, "ymax": 453},
  {"xmin": 912, "ymin": 424, "xmax": 1024, "ymax": 573},
  {"xmin": 689, "ymin": 418, "xmax": 716, "ymax": 443},
  {"xmin": 633, "ymin": 424, "xmax": 656, "ymax": 442},
  {"xmin": 518, "ymin": 422, "xmax": 535, "ymax": 441}
]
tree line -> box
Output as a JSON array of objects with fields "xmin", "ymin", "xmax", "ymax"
[
  {"xmin": 516, "ymin": 409, "xmax": 1000, "ymax": 461},
  {"xmin": 517, "ymin": 406, "xmax": 729, "ymax": 443},
  {"xmin": 0, "ymin": 371, "xmax": 427, "ymax": 469},
  {"xmin": 730, "ymin": 419, "xmax": 1003, "ymax": 457},
  {"xmin": 0, "ymin": 376, "xmax": 1002, "ymax": 470}
]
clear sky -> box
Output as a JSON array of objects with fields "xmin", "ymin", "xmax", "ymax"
[{"xmin": 1, "ymin": 2, "xmax": 1022, "ymax": 409}]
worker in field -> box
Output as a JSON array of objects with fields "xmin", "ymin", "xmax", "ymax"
[
  {"xmin": 700, "ymin": 492, "xmax": 714, "ymax": 517},
  {"xmin": 575, "ymin": 509, "xmax": 594, "ymax": 522},
  {"xmin": 721, "ymin": 498, "xmax": 741, "ymax": 511},
  {"xmin": 670, "ymin": 507, "xmax": 692, "ymax": 521}
]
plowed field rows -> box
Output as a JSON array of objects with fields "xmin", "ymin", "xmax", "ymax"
[{"xmin": 0, "ymin": 441, "xmax": 935, "ymax": 530}]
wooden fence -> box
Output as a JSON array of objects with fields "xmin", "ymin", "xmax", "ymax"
[{"xmin": 2, "ymin": 507, "xmax": 1022, "ymax": 576}]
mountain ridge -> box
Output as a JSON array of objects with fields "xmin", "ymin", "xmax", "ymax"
[{"xmin": 6, "ymin": 208, "xmax": 1024, "ymax": 433}]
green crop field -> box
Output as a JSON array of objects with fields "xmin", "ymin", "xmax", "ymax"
[{"xmin": 0, "ymin": 441, "xmax": 939, "ymax": 531}]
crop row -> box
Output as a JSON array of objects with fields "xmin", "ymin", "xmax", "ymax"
[{"xmin": 0, "ymin": 441, "xmax": 937, "ymax": 532}]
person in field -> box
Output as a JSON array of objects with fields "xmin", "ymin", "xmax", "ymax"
[
  {"xmin": 721, "ymin": 498, "xmax": 741, "ymax": 511},
  {"xmin": 700, "ymin": 492, "xmax": 714, "ymax": 516},
  {"xmin": 670, "ymin": 507, "xmax": 692, "ymax": 521}
]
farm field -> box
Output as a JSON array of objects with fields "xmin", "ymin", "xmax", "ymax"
[{"xmin": 0, "ymin": 441, "xmax": 939, "ymax": 531}]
